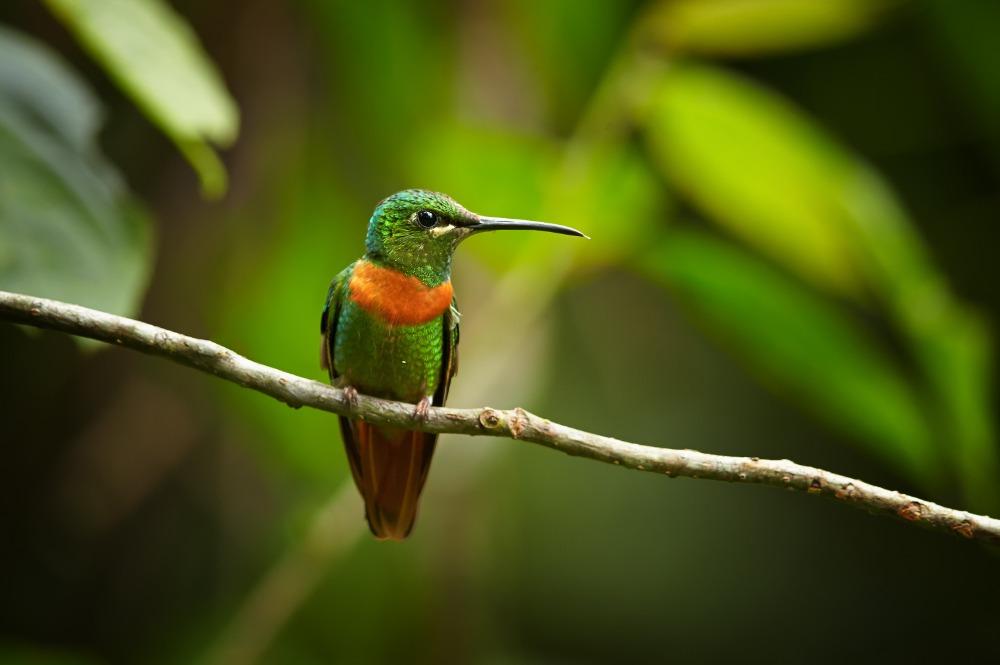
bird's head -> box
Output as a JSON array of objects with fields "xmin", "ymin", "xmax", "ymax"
[{"xmin": 365, "ymin": 189, "xmax": 585, "ymax": 285}]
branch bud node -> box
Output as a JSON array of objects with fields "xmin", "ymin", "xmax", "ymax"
[
  {"xmin": 479, "ymin": 409, "xmax": 503, "ymax": 430},
  {"xmin": 898, "ymin": 501, "xmax": 927, "ymax": 522}
]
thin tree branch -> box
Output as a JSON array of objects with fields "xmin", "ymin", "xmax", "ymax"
[{"xmin": 2, "ymin": 289, "xmax": 998, "ymax": 546}]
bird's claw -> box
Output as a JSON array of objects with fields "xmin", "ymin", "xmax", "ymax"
[
  {"xmin": 413, "ymin": 396, "xmax": 432, "ymax": 422},
  {"xmin": 343, "ymin": 385, "xmax": 359, "ymax": 411}
]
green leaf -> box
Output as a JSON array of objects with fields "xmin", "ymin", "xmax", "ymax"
[
  {"xmin": 640, "ymin": 229, "xmax": 936, "ymax": 483},
  {"xmin": 643, "ymin": 63, "xmax": 870, "ymax": 296},
  {"xmin": 910, "ymin": 300, "xmax": 998, "ymax": 508},
  {"xmin": 0, "ymin": 25, "xmax": 101, "ymax": 153},
  {"xmin": 643, "ymin": 62, "xmax": 998, "ymax": 508},
  {"xmin": 0, "ymin": 26, "xmax": 152, "ymax": 320},
  {"xmin": 44, "ymin": 0, "xmax": 239, "ymax": 197},
  {"xmin": 647, "ymin": 0, "xmax": 900, "ymax": 57},
  {"xmin": 837, "ymin": 172, "xmax": 997, "ymax": 507},
  {"xmin": 642, "ymin": 63, "xmax": 950, "ymax": 307}
]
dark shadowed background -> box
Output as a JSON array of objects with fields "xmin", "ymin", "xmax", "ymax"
[{"xmin": 1, "ymin": 1, "xmax": 998, "ymax": 663}]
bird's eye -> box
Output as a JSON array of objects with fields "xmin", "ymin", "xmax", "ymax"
[{"xmin": 416, "ymin": 210, "xmax": 437, "ymax": 228}]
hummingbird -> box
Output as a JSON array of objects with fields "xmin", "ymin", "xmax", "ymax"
[{"xmin": 320, "ymin": 189, "xmax": 585, "ymax": 540}]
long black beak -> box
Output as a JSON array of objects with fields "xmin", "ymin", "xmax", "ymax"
[{"xmin": 470, "ymin": 216, "xmax": 587, "ymax": 238}]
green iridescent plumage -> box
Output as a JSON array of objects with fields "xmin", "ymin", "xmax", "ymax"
[
  {"xmin": 321, "ymin": 189, "xmax": 583, "ymax": 540},
  {"xmin": 322, "ymin": 262, "xmax": 455, "ymax": 402},
  {"xmin": 364, "ymin": 190, "xmax": 468, "ymax": 286}
]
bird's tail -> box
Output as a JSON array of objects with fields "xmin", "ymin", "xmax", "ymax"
[{"xmin": 339, "ymin": 417, "xmax": 436, "ymax": 540}]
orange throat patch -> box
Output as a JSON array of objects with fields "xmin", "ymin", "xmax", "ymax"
[{"xmin": 349, "ymin": 260, "xmax": 453, "ymax": 325}]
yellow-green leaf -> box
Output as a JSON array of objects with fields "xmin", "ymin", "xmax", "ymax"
[
  {"xmin": 44, "ymin": 0, "xmax": 239, "ymax": 197},
  {"xmin": 647, "ymin": 0, "xmax": 899, "ymax": 57},
  {"xmin": 644, "ymin": 63, "xmax": 872, "ymax": 296}
]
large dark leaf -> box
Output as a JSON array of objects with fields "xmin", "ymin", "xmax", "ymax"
[{"xmin": 0, "ymin": 27, "xmax": 152, "ymax": 320}]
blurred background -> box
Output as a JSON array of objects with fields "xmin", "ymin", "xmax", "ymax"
[{"xmin": 1, "ymin": 0, "xmax": 998, "ymax": 663}]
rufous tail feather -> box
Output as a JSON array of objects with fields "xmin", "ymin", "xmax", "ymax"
[{"xmin": 339, "ymin": 417, "xmax": 436, "ymax": 540}]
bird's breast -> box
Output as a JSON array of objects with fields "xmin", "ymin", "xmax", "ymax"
[
  {"xmin": 334, "ymin": 299, "xmax": 444, "ymax": 402},
  {"xmin": 348, "ymin": 260, "xmax": 452, "ymax": 326}
]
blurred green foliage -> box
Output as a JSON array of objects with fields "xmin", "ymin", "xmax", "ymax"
[
  {"xmin": 1, "ymin": 0, "xmax": 999, "ymax": 663},
  {"xmin": 645, "ymin": 62, "xmax": 865, "ymax": 295},
  {"xmin": 641, "ymin": 229, "xmax": 934, "ymax": 481},
  {"xmin": 640, "ymin": 60, "xmax": 996, "ymax": 504}
]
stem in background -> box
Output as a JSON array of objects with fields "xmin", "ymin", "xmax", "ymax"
[{"xmin": 203, "ymin": 484, "xmax": 363, "ymax": 665}]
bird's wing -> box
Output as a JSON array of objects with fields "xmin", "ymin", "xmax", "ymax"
[
  {"xmin": 321, "ymin": 262, "xmax": 370, "ymax": 504},
  {"xmin": 320, "ymin": 263, "xmax": 354, "ymax": 375},
  {"xmin": 434, "ymin": 296, "xmax": 460, "ymax": 407}
]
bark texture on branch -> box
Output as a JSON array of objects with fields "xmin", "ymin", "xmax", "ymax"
[{"xmin": 2, "ymin": 289, "xmax": 998, "ymax": 545}]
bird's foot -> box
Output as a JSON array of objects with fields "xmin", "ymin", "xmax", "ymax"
[
  {"xmin": 413, "ymin": 396, "xmax": 432, "ymax": 422},
  {"xmin": 342, "ymin": 385, "xmax": 359, "ymax": 411}
]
